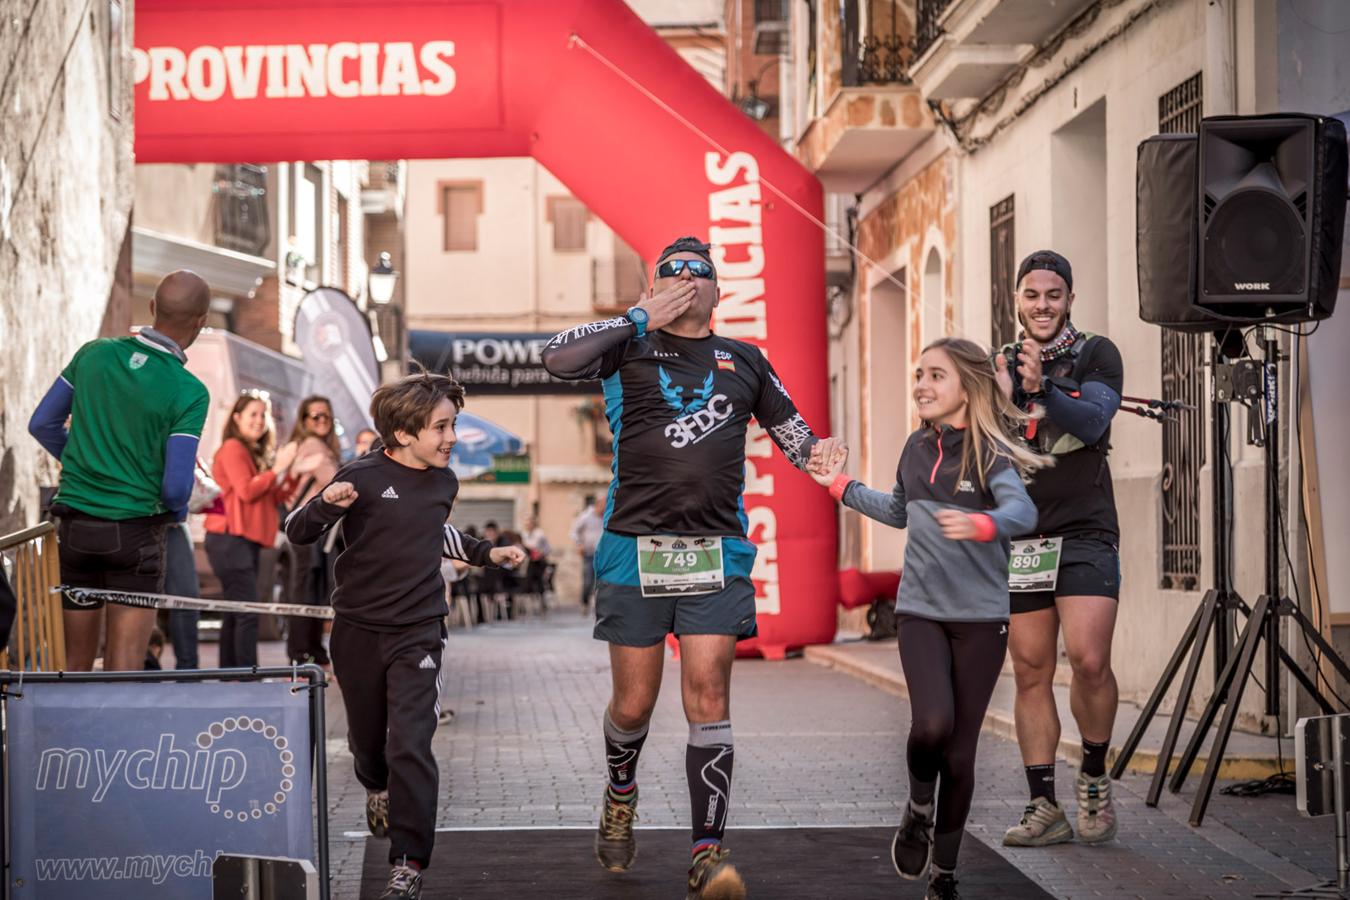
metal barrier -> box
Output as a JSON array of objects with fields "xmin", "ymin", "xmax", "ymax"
[{"xmin": 0, "ymin": 522, "xmax": 64, "ymax": 671}]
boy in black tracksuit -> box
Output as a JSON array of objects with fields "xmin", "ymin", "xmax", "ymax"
[{"xmin": 286, "ymin": 372, "xmax": 524, "ymax": 900}]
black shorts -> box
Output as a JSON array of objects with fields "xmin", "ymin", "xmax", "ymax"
[
  {"xmin": 593, "ymin": 577, "xmax": 758, "ymax": 647},
  {"xmin": 54, "ymin": 506, "xmax": 171, "ymax": 611},
  {"xmin": 1010, "ymin": 532, "xmax": 1120, "ymax": 615}
]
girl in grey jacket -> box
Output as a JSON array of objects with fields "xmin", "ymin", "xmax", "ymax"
[{"xmin": 810, "ymin": 337, "xmax": 1051, "ymax": 900}]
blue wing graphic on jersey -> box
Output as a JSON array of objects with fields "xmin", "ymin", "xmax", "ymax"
[
  {"xmin": 659, "ymin": 368, "xmax": 716, "ymax": 416},
  {"xmin": 658, "ymin": 366, "xmax": 685, "ymax": 414},
  {"xmin": 687, "ymin": 372, "xmax": 714, "ymax": 415}
]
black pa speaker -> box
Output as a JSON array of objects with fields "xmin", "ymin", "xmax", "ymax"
[{"xmin": 1137, "ymin": 113, "xmax": 1347, "ymax": 331}]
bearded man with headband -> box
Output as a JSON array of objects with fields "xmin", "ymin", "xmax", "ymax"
[{"xmin": 995, "ymin": 249, "xmax": 1125, "ymax": 849}]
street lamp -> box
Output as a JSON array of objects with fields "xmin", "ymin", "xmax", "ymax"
[
  {"xmin": 736, "ymin": 59, "xmax": 780, "ymax": 121},
  {"xmin": 368, "ymin": 251, "xmax": 398, "ymax": 305}
]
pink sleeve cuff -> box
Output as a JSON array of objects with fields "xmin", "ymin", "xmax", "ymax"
[
  {"xmin": 968, "ymin": 513, "xmax": 997, "ymax": 542},
  {"xmin": 829, "ymin": 474, "xmax": 854, "ymax": 501}
]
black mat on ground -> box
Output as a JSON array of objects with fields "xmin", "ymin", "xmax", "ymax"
[{"xmin": 360, "ymin": 827, "xmax": 1052, "ymax": 899}]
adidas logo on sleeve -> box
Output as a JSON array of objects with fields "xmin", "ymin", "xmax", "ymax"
[
  {"xmin": 418, "ymin": 654, "xmax": 437, "ymax": 670},
  {"xmin": 381, "ymin": 486, "xmax": 399, "ymax": 499}
]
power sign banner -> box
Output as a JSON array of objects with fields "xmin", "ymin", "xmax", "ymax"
[
  {"xmin": 7, "ymin": 682, "xmax": 314, "ymax": 899},
  {"xmin": 136, "ymin": 0, "xmax": 838, "ymax": 656}
]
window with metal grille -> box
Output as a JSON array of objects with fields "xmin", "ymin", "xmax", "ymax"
[
  {"xmin": 989, "ymin": 195, "xmax": 1016, "ymax": 349},
  {"xmin": 1158, "ymin": 72, "xmax": 1205, "ymax": 590},
  {"xmin": 213, "ymin": 164, "xmax": 270, "ymax": 257},
  {"xmin": 438, "ymin": 182, "xmax": 482, "ymax": 252}
]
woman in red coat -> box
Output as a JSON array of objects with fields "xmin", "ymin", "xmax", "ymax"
[{"xmin": 205, "ymin": 393, "xmax": 309, "ymax": 667}]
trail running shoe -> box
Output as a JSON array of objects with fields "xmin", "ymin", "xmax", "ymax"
[
  {"xmin": 379, "ymin": 863, "xmax": 422, "ymax": 899},
  {"xmin": 686, "ymin": 844, "xmax": 745, "ymax": 900},
  {"xmin": 367, "ymin": 789, "xmax": 390, "ymax": 839},
  {"xmin": 925, "ymin": 872, "xmax": 961, "ymax": 900},
  {"xmin": 1002, "ymin": 795, "xmax": 1074, "ymax": 846},
  {"xmin": 1076, "ymin": 772, "xmax": 1119, "ymax": 844},
  {"xmin": 891, "ymin": 802, "xmax": 935, "ymax": 880},
  {"xmin": 595, "ymin": 787, "xmax": 639, "ymax": 871}
]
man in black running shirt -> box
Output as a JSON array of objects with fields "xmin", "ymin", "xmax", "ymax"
[
  {"xmin": 542, "ymin": 236, "xmax": 838, "ymax": 900},
  {"xmin": 995, "ymin": 250, "xmax": 1124, "ymax": 850}
]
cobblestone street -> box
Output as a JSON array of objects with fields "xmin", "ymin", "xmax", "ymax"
[{"xmin": 319, "ymin": 612, "xmax": 1340, "ymax": 899}]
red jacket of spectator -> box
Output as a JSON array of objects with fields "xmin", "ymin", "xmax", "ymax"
[{"xmin": 205, "ymin": 438, "xmax": 297, "ymax": 547}]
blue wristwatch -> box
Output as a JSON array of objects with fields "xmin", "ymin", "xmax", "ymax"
[{"xmin": 625, "ymin": 305, "xmax": 650, "ymax": 338}]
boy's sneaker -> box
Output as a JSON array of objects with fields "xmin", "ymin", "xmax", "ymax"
[
  {"xmin": 1002, "ymin": 796, "xmax": 1073, "ymax": 846},
  {"xmin": 367, "ymin": 790, "xmax": 390, "ymax": 839},
  {"xmin": 925, "ymin": 872, "xmax": 961, "ymax": 900},
  {"xmin": 595, "ymin": 787, "xmax": 639, "ymax": 871},
  {"xmin": 686, "ymin": 844, "xmax": 745, "ymax": 900},
  {"xmin": 890, "ymin": 802, "xmax": 934, "ymax": 880},
  {"xmin": 1076, "ymin": 773, "xmax": 1119, "ymax": 844},
  {"xmin": 379, "ymin": 863, "xmax": 422, "ymax": 899}
]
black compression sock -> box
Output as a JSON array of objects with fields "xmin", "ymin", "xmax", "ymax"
[
  {"xmin": 603, "ymin": 710, "xmax": 649, "ymax": 800},
  {"xmin": 1082, "ymin": 739, "xmax": 1110, "ymax": 779},
  {"xmin": 687, "ymin": 721, "xmax": 734, "ymax": 846},
  {"xmin": 1026, "ymin": 764, "xmax": 1057, "ymax": 804}
]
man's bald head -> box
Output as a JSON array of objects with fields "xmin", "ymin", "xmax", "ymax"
[{"xmin": 151, "ymin": 270, "xmax": 212, "ymax": 348}]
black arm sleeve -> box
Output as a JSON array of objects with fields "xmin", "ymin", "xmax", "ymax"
[
  {"xmin": 541, "ymin": 317, "xmax": 635, "ymax": 381},
  {"xmin": 443, "ymin": 524, "xmax": 498, "ymax": 566},
  {"xmin": 752, "ymin": 355, "xmax": 820, "ymax": 470}
]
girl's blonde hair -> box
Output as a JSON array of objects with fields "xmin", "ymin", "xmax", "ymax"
[{"xmin": 922, "ymin": 337, "xmax": 1053, "ymax": 487}]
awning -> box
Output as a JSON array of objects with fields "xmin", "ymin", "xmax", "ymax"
[{"xmin": 452, "ymin": 412, "xmax": 525, "ymax": 480}]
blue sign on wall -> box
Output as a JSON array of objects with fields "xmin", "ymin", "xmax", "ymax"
[{"xmin": 7, "ymin": 681, "xmax": 314, "ymax": 899}]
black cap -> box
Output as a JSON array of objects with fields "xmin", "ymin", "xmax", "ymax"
[
  {"xmin": 1016, "ymin": 250, "xmax": 1073, "ymax": 292},
  {"xmin": 657, "ymin": 236, "xmax": 715, "ymax": 271}
]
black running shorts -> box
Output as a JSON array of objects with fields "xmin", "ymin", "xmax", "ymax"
[
  {"xmin": 592, "ymin": 576, "xmax": 758, "ymax": 647},
  {"xmin": 1010, "ymin": 532, "xmax": 1120, "ymax": 615},
  {"xmin": 54, "ymin": 506, "xmax": 170, "ymax": 610}
]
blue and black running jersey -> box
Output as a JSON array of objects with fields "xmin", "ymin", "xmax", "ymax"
[{"xmin": 543, "ymin": 317, "xmax": 818, "ymax": 537}]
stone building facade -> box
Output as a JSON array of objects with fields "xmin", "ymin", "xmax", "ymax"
[{"xmin": 0, "ymin": 0, "xmax": 136, "ymax": 533}]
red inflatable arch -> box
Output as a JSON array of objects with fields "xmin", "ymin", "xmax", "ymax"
[{"xmin": 135, "ymin": 0, "xmax": 837, "ymax": 657}]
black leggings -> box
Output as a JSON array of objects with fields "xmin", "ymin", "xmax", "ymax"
[{"xmin": 898, "ymin": 615, "xmax": 1007, "ymax": 838}]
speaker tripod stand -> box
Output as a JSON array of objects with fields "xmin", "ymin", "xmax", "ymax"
[{"xmin": 1111, "ymin": 329, "xmax": 1350, "ymax": 825}]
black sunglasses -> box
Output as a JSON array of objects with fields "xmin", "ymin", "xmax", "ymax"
[
  {"xmin": 656, "ymin": 259, "xmax": 715, "ymax": 279},
  {"xmin": 307, "ymin": 412, "xmax": 332, "ymax": 423}
]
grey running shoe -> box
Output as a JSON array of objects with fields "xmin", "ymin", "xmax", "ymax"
[
  {"xmin": 926, "ymin": 872, "xmax": 961, "ymax": 900},
  {"xmin": 686, "ymin": 844, "xmax": 745, "ymax": 900},
  {"xmin": 1002, "ymin": 796, "xmax": 1074, "ymax": 846},
  {"xmin": 367, "ymin": 790, "xmax": 390, "ymax": 839},
  {"xmin": 379, "ymin": 863, "xmax": 422, "ymax": 899},
  {"xmin": 1076, "ymin": 773, "xmax": 1119, "ymax": 844},
  {"xmin": 891, "ymin": 802, "xmax": 934, "ymax": 880},
  {"xmin": 595, "ymin": 787, "xmax": 639, "ymax": 871}
]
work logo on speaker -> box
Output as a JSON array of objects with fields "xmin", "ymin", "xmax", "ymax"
[{"xmin": 7, "ymin": 682, "xmax": 314, "ymax": 899}]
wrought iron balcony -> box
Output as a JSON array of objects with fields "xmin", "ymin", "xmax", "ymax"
[
  {"xmin": 914, "ymin": 0, "xmax": 954, "ymax": 61},
  {"xmin": 843, "ymin": 2, "xmax": 914, "ymax": 86}
]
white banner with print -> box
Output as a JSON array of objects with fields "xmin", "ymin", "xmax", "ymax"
[{"xmin": 6, "ymin": 681, "xmax": 314, "ymax": 898}]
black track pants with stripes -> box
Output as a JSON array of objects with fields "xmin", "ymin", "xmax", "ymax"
[{"xmin": 331, "ymin": 616, "xmax": 447, "ymax": 868}]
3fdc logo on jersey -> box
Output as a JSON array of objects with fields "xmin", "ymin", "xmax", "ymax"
[{"xmin": 7, "ymin": 682, "xmax": 314, "ymax": 899}]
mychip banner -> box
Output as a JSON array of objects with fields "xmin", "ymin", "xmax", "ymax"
[{"xmin": 6, "ymin": 681, "xmax": 315, "ymax": 899}]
